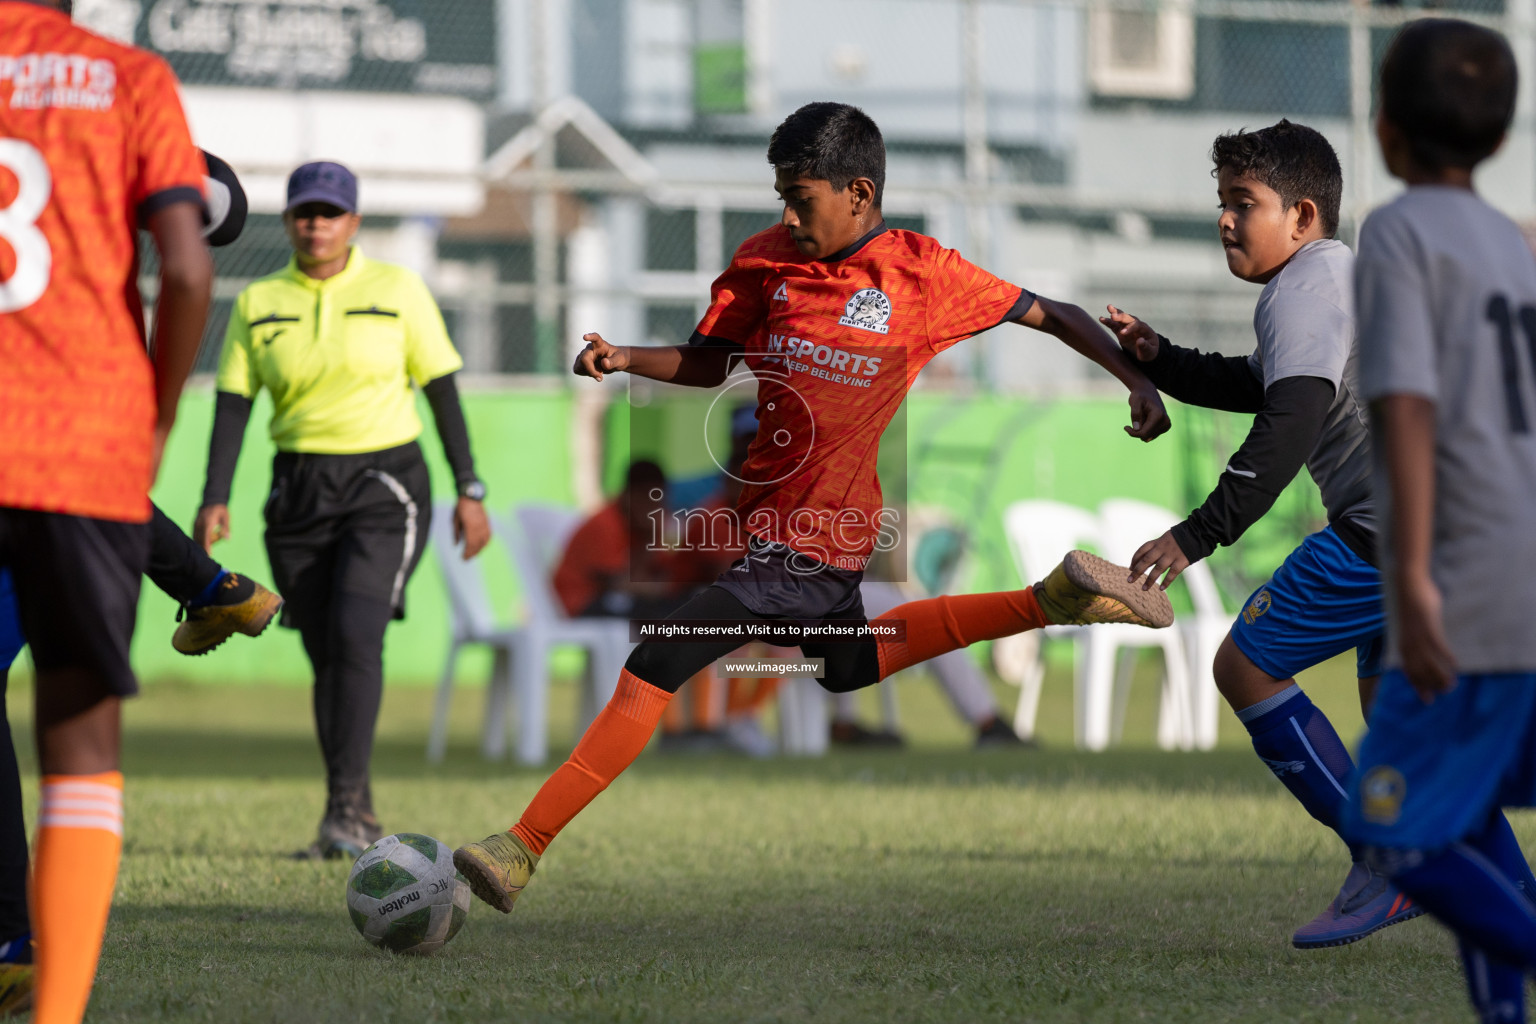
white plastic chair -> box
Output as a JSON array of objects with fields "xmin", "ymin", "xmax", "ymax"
[
  {"xmin": 1099, "ymin": 498, "xmax": 1228, "ymax": 751},
  {"xmin": 1095, "ymin": 499, "xmax": 1209, "ymax": 750},
  {"xmin": 1000, "ymin": 500, "xmax": 1100, "ymax": 744},
  {"xmin": 1002, "ymin": 499, "xmax": 1194, "ymax": 751},
  {"xmin": 777, "ymin": 674, "xmax": 832, "ymax": 756},
  {"xmin": 501, "ymin": 505, "xmax": 634, "ymax": 763},
  {"xmin": 425, "ymin": 501, "xmax": 523, "ymax": 763}
]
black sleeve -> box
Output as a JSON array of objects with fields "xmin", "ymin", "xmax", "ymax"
[
  {"xmin": 422, "ymin": 373, "xmax": 479, "ymax": 490},
  {"xmin": 687, "ymin": 330, "xmax": 745, "ymax": 350},
  {"xmin": 201, "ymin": 391, "xmax": 254, "ymax": 507},
  {"xmin": 1168, "ymin": 375, "xmax": 1335, "ymax": 563},
  {"xmin": 1141, "ymin": 335, "xmax": 1266, "ymax": 413}
]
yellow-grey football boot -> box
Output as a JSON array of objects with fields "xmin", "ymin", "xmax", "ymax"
[
  {"xmin": 1034, "ymin": 550, "xmax": 1175, "ymax": 628},
  {"xmin": 172, "ymin": 573, "xmax": 284, "ymax": 655},
  {"xmin": 454, "ymin": 832, "xmax": 539, "ymax": 914}
]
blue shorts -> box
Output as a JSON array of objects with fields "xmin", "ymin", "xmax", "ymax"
[
  {"xmin": 1344, "ymin": 670, "xmax": 1536, "ymax": 851},
  {"xmin": 0, "ymin": 570, "xmax": 22, "ymax": 672},
  {"xmin": 1230, "ymin": 526, "xmax": 1385, "ymax": 681}
]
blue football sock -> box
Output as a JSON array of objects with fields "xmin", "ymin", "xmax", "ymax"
[
  {"xmin": 0, "ymin": 932, "xmax": 29, "ymax": 965},
  {"xmin": 1482, "ymin": 812, "xmax": 1536, "ymax": 904},
  {"xmin": 1383, "ymin": 825, "xmax": 1536, "ymax": 969},
  {"xmin": 189, "ymin": 569, "xmax": 231, "ymax": 609},
  {"xmin": 1458, "ymin": 940, "xmax": 1527, "ymax": 1024},
  {"xmin": 1237, "ymin": 684, "xmax": 1354, "ymax": 844}
]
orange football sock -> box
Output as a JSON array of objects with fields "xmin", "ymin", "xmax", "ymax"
[
  {"xmin": 872, "ymin": 589, "xmax": 1049, "ymax": 679},
  {"xmin": 33, "ymin": 772, "xmax": 123, "ymax": 1024},
  {"xmin": 510, "ymin": 670, "xmax": 672, "ymax": 855}
]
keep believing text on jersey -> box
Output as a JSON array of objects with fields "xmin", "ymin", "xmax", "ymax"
[
  {"xmin": 1, "ymin": 52, "xmax": 117, "ymax": 110},
  {"xmin": 765, "ymin": 333, "xmax": 883, "ymax": 388}
]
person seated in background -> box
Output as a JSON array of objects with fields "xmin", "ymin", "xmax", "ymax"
[{"xmin": 552, "ymin": 460, "xmax": 683, "ymax": 621}]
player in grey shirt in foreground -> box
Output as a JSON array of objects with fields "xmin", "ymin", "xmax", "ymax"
[
  {"xmin": 1109, "ymin": 118, "xmax": 1527, "ymax": 950},
  {"xmin": 1344, "ymin": 19, "xmax": 1536, "ymax": 1024}
]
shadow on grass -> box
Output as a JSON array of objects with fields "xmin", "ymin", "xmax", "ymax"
[{"xmin": 117, "ymin": 726, "xmax": 1279, "ymax": 799}]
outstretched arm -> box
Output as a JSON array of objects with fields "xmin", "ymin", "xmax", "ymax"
[
  {"xmin": 1015, "ymin": 295, "xmax": 1170, "ymax": 442},
  {"xmin": 1101, "ymin": 306, "xmax": 1264, "ymax": 413},
  {"xmin": 573, "ymin": 333, "xmax": 738, "ymax": 388},
  {"xmin": 1127, "ymin": 375, "xmax": 1334, "ymax": 589}
]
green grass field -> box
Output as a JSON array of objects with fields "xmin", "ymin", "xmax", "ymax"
[{"xmin": 4, "ymin": 655, "xmax": 1495, "ymax": 1023}]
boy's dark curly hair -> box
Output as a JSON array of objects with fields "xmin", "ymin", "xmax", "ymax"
[
  {"xmin": 1211, "ymin": 119, "xmax": 1343, "ymax": 238},
  {"xmin": 767, "ymin": 103, "xmax": 886, "ymax": 207}
]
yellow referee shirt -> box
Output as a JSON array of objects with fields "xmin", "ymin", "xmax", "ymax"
[{"xmin": 216, "ymin": 249, "xmax": 464, "ymax": 454}]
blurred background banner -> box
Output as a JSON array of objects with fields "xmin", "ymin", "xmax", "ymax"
[{"xmin": 88, "ymin": 0, "xmax": 1532, "ymax": 684}]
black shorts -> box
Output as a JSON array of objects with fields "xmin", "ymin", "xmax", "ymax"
[
  {"xmin": 710, "ymin": 536, "xmax": 866, "ymax": 626},
  {"xmin": 0, "ymin": 507, "xmax": 148, "ymax": 697},
  {"xmin": 263, "ymin": 441, "xmax": 432, "ymax": 630}
]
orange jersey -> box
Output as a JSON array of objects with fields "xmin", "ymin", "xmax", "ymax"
[
  {"xmin": 692, "ymin": 224, "xmax": 1030, "ymax": 569},
  {"xmin": 697, "ymin": 224, "xmax": 1032, "ymax": 574},
  {"xmin": 0, "ymin": 2, "xmax": 205, "ymax": 522}
]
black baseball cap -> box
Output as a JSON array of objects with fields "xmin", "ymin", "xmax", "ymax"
[
  {"xmin": 201, "ymin": 150, "xmax": 247, "ymax": 247},
  {"xmin": 285, "ymin": 161, "xmax": 358, "ymax": 214}
]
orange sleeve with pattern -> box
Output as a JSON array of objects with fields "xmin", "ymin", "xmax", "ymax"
[
  {"xmin": 126, "ymin": 52, "xmax": 204, "ymax": 218},
  {"xmin": 690, "ymin": 253, "xmax": 767, "ymax": 349},
  {"xmin": 924, "ymin": 246, "xmax": 1033, "ymax": 353}
]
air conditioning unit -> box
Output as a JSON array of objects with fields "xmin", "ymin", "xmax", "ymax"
[{"xmin": 1088, "ymin": 3, "xmax": 1195, "ymax": 100}]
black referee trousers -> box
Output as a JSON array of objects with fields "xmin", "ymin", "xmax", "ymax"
[{"xmin": 263, "ymin": 442, "xmax": 431, "ymax": 806}]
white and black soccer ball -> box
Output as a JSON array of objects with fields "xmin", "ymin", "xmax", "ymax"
[{"xmin": 345, "ymin": 833, "xmax": 471, "ymax": 955}]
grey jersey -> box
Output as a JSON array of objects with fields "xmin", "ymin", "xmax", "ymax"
[
  {"xmin": 1357, "ymin": 187, "xmax": 1536, "ymax": 673},
  {"xmin": 1248, "ymin": 239, "xmax": 1375, "ymax": 533}
]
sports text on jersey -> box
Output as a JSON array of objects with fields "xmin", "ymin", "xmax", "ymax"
[
  {"xmin": 765, "ymin": 334, "xmax": 883, "ymax": 388},
  {"xmin": 0, "ymin": 53, "xmax": 117, "ymax": 110}
]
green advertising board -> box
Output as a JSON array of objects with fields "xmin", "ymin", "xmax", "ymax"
[{"xmin": 76, "ymin": 0, "xmax": 497, "ymax": 96}]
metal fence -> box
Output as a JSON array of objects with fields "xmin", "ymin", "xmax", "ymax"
[{"xmin": 157, "ymin": 0, "xmax": 1532, "ymax": 388}]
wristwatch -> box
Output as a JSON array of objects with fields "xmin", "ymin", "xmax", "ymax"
[{"xmin": 459, "ymin": 480, "xmax": 486, "ymax": 501}]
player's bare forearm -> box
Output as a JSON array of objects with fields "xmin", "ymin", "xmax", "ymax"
[
  {"xmin": 1017, "ymin": 295, "xmax": 1170, "ymax": 440},
  {"xmin": 629, "ymin": 345, "xmax": 735, "ymax": 387},
  {"xmin": 147, "ymin": 202, "xmax": 214, "ymax": 433},
  {"xmin": 1375, "ymin": 395, "xmax": 1438, "ymax": 585},
  {"xmin": 574, "ymin": 334, "xmax": 736, "ymax": 388},
  {"xmin": 1374, "ymin": 393, "xmax": 1455, "ymax": 697}
]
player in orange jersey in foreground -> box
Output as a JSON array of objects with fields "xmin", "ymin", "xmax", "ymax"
[
  {"xmin": 455, "ymin": 102, "xmax": 1173, "ymax": 912},
  {"xmin": 0, "ymin": 2, "xmax": 212, "ymax": 1021}
]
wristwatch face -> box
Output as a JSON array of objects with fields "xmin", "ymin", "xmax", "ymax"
[{"xmin": 461, "ymin": 481, "xmax": 486, "ymax": 501}]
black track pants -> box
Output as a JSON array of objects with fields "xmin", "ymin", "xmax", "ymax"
[
  {"xmin": 145, "ymin": 503, "xmax": 222, "ymax": 605},
  {"xmin": 299, "ymin": 595, "xmax": 393, "ymax": 805},
  {"xmin": 0, "ymin": 671, "xmax": 27, "ymax": 941},
  {"xmin": 263, "ymin": 442, "xmax": 431, "ymax": 807}
]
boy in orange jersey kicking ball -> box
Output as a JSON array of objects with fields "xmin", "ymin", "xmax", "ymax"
[{"xmin": 455, "ymin": 102, "xmax": 1175, "ymax": 911}]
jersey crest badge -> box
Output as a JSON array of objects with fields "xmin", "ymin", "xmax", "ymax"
[
  {"xmin": 1360, "ymin": 765, "xmax": 1406, "ymax": 826},
  {"xmin": 839, "ymin": 288, "xmax": 891, "ymax": 334},
  {"xmin": 1241, "ymin": 588, "xmax": 1271, "ymax": 624},
  {"xmin": 772, "ymin": 281, "xmax": 789, "ymax": 302}
]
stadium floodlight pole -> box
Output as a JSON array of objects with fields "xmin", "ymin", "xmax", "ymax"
[{"xmin": 961, "ymin": 0, "xmax": 991, "ymax": 390}]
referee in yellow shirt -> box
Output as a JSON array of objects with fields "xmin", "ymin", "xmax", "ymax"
[{"xmin": 194, "ymin": 162, "xmax": 491, "ymax": 859}]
